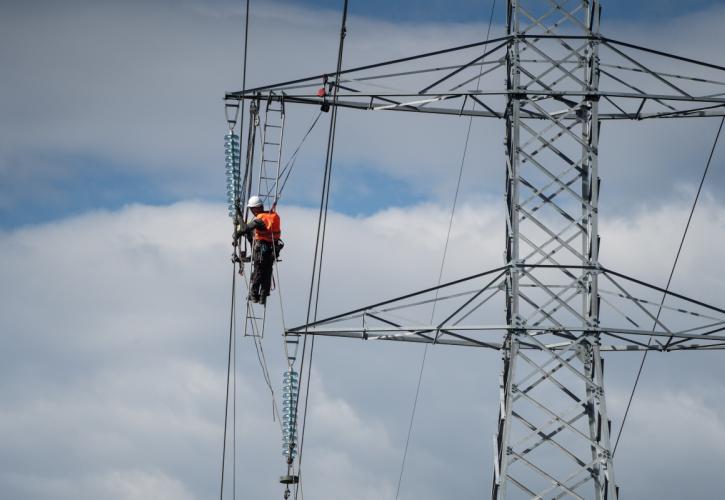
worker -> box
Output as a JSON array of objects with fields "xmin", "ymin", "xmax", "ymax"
[{"xmin": 236, "ymin": 196, "xmax": 283, "ymax": 305}]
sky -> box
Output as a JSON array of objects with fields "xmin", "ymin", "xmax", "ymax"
[{"xmin": 2, "ymin": 1, "xmax": 725, "ymax": 499}]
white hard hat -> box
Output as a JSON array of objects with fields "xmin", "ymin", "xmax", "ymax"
[{"xmin": 247, "ymin": 196, "xmax": 264, "ymax": 208}]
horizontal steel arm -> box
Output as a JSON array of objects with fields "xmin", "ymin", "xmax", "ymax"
[{"xmin": 286, "ymin": 264, "xmax": 725, "ymax": 352}]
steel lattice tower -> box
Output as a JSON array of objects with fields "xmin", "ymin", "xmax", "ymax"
[
  {"xmin": 226, "ymin": 1, "xmax": 725, "ymax": 497},
  {"xmin": 494, "ymin": 2, "xmax": 617, "ymax": 498}
]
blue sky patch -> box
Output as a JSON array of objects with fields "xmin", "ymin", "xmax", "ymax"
[
  {"xmin": 0, "ymin": 153, "xmax": 176, "ymax": 229},
  {"xmin": 283, "ymin": 0, "xmax": 723, "ymax": 23}
]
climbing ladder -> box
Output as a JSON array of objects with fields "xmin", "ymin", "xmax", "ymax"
[
  {"xmin": 243, "ymin": 294, "xmax": 267, "ymax": 338},
  {"xmin": 258, "ymin": 96, "xmax": 286, "ymax": 208},
  {"xmin": 241, "ymin": 95, "xmax": 287, "ymax": 335}
]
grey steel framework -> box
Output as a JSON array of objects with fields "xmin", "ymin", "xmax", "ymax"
[
  {"xmin": 226, "ymin": 1, "xmax": 725, "ymax": 498},
  {"xmin": 496, "ymin": 3, "xmax": 612, "ymax": 497}
]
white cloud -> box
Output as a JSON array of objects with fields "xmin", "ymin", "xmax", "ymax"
[
  {"xmin": 608, "ymin": 387, "xmax": 725, "ymax": 499},
  {"xmin": 2, "ymin": 199, "xmax": 725, "ymax": 498},
  {"xmin": 2, "ymin": 469, "xmax": 197, "ymax": 500}
]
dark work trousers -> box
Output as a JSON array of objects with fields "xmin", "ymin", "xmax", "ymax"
[{"xmin": 250, "ymin": 240, "xmax": 275, "ymax": 300}]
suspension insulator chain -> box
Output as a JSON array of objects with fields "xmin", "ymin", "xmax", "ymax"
[
  {"xmin": 224, "ymin": 133, "xmax": 241, "ymax": 218},
  {"xmin": 281, "ymin": 369, "xmax": 299, "ymax": 461},
  {"xmin": 279, "ymin": 369, "xmax": 300, "ymax": 496}
]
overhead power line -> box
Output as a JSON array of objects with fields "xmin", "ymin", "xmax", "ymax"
[{"xmin": 295, "ymin": 2, "xmax": 350, "ymax": 499}]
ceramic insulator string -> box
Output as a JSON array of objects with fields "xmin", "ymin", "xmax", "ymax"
[
  {"xmin": 281, "ymin": 369, "xmax": 299, "ymax": 461},
  {"xmin": 225, "ymin": 133, "xmax": 241, "ymax": 217}
]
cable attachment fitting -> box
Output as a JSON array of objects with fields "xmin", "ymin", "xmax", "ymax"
[
  {"xmin": 510, "ymin": 258, "xmax": 526, "ymax": 272},
  {"xmin": 224, "ymin": 100, "xmax": 241, "ymax": 131},
  {"xmin": 251, "ymin": 98, "xmax": 260, "ymax": 126},
  {"xmin": 280, "ymin": 474, "xmax": 299, "ymax": 500},
  {"xmin": 319, "ymin": 75, "xmax": 331, "ymax": 113}
]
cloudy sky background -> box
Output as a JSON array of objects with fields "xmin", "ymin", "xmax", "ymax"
[{"xmin": 2, "ymin": 0, "xmax": 725, "ymax": 499}]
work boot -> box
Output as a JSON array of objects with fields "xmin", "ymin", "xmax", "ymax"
[
  {"xmin": 248, "ymin": 294, "xmax": 259, "ymax": 303},
  {"xmin": 258, "ymin": 295, "xmax": 267, "ymax": 306}
]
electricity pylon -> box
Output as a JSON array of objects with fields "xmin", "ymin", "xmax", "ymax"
[{"xmin": 226, "ymin": 1, "xmax": 725, "ymax": 497}]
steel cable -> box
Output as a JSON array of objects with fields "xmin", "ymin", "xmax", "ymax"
[
  {"xmin": 219, "ymin": 263, "xmax": 237, "ymax": 500},
  {"xmin": 219, "ymin": 3, "xmax": 251, "ymax": 498},
  {"xmin": 613, "ymin": 115, "xmax": 724, "ymax": 455},
  {"xmin": 233, "ymin": 270, "xmax": 237, "ymax": 500},
  {"xmin": 294, "ymin": 3, "xmax": 349, "ymax": 499},
  {"xmin": 394, "ymin": 3, "xmax": 498, "ymax": 498},
  {"xmin": 278, "ymin": 111, "xmax": 325, "ymax": 200}
]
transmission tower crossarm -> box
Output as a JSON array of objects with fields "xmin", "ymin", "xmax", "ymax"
[{"xmin": 286, "ymin": 263, "xmax": 725, "ymax": 355}]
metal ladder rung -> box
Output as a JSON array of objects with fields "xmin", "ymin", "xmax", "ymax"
[{"xmin": 258, "ymin": 104, "xmax": 284, "ymax": 204}]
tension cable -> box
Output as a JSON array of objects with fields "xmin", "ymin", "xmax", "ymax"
[
  {"xmin": 278, "ymin": 110, "xmax": 324, "ymax": 199},
  {"xmin": 394, "ymin": 2, "xmax": 498, "ymax": 498},
  {"xmin": 613, "ymin": 116, "xmax": 724, "ymax": 456}
]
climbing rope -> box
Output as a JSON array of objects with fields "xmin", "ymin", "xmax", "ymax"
[
  {"xmin": 394, "ymin": 3, "xmax": 498, "ymax": 498},
  {"xmin": 613, "ymin": 115, "xmax": 724, "ymax": 455}
]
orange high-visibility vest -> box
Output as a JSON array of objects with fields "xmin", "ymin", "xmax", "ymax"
[{"xmin": 254, "ymin": 212, "xmax": 281, "ymax": 242}]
